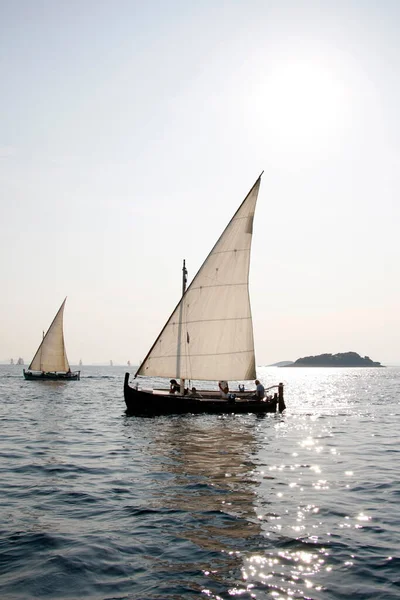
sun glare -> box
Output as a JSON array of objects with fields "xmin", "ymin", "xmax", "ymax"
[{"xmin": 264, "ymin": 59, "xmax": 349, "ymax": 147}]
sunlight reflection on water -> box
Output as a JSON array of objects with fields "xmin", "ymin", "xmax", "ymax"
[{"xmin": 229, "ymin": 367, "xmax": 400, "ymax": 598}]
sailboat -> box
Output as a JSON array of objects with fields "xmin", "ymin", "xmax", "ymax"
[
  {"xmin": 124, "ymin": 173, "xmax": 285, "ymax": 415},
  {"xmin": 23, "ymin": 298, "xmax": 80, "ymax": 381}
]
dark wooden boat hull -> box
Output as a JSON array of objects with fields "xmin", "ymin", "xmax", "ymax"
[
  {"xmin": 124, "ymin": 374, "xmax": 285, "ymax": 416},
  {"xmin": 23, "ymin": 370, "xmax": 80, "ymax": 381}
]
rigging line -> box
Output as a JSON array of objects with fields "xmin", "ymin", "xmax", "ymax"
[
  {"xmin": 149, "ymin": 350, "xmax": 254, "ymax": 359},
  {"xmin": 172, "ymin": 316, "xmax": 252, "ymax": 326},
  {"xmin": 183, "ymin": 302, "xmax": 194, "ymax": 383},
  {"xmin": 185, "ymin": 331, "xmax": 194, "ymax": 383},
  {"xmin": 189, "ymin": 283, "xmax": 248, "ymax": 291},
  {"xmin": 206, "ymin": 247, "xmax": 251, "ymax": 255}
]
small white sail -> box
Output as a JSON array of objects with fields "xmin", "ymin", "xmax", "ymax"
[
  {"xmin": 137, "ymin": 175, "xmax": 262, "ymax": 381},
  {"xmin": 28, "ymin": 298, "xmax": 70, "ymax": 372}
]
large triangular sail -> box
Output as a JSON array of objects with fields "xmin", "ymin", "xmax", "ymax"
[
  {"xmin": 28, "ymin": 298, "xmax": 70, "ymax": 372},
  {"xmin": 137, "ymin": 174, "xmax": 263, "ymax": 381}
]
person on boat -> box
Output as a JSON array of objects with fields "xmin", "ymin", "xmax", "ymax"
[
  {"xmin": 189, "ymin": 387, "xmax": 203, "ymax": 398},
  {"xmin": 255, "ymin": 379, "xmax": 265, "ymax": 399},
  {"xmin": 218, "ymin": 380, "xmax": 229, "ymax": 399},
  {"xmin": 169, "ymin": 379, "xmax": 180, "ymax": 394}
]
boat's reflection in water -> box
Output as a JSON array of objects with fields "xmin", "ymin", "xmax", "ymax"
[{"xmin": 148, "ymin": 415, "xmax": 266, "ymax": 596}]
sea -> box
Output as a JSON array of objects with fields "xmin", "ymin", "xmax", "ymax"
[{"xmin": 0, "ymin": 364, "xmax": 399, "ymax": 600}]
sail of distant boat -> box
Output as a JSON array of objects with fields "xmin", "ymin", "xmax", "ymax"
[
  {"xmin": 28, "ymin": 298, "xmax": 70, "ymax": 373},
  {"xmin": 24, "ymin": 298, "xmax": 80, "ymax": 381},
  {"xmin": 136, "ymin": 175, "xmax": 262, "ymax": 382}
]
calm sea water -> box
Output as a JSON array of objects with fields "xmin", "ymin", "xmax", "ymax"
[{"xmin": 0, "ymin": 364, "xmax": 399, "ymax": 600}]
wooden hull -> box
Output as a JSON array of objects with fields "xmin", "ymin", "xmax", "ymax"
[
  {"xmin": 23, "ymin": 370, "xmax": 80, "ymax": 381},
  {"xmin": 124, "ymin": 374, "xmax": 285, "ymax": 416}
]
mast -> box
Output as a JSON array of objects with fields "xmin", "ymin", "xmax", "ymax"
[
  {"xmin": 182, "ymin": 259, "xmax": 187, "ymax": 296},
  {"xmin": 180, "ymin": 259, "xmax": 187, "ymax": 394}
]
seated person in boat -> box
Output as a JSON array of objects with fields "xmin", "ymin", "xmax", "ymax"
[
  {"xmin": 218, "ymin": 380, "xmax": 229, "ymax": 399},
  {"xmin": 169, "ymin": 379, "xmax": 180, "ymax": 394},
  {"xmin": 255, "ymin": 379, "xmax": 265, "ymax": 399},
  {"xmin": 189, "ymin": 387, "xmax": 203, "ymax": 398}
]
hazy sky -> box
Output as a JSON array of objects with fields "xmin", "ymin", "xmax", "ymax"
[{"xmin": 1, "ymin": 0, "xmax": 399, "ymax": 366}]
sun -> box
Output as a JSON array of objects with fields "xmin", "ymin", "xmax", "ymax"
[{"xmin": 263, "ymin": 58, "xmax": 349, "ymax": 148}]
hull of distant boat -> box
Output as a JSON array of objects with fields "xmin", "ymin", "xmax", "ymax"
[
  {"xmin": 124, "ymin": 374, "xmax": 285, "ymax": 416},
  {"xmin": 23, "ymin": 370, "xmax": 80, "ymax": 381}
]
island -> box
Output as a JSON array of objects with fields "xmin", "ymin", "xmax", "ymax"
[
  {"xmin": 288, "ymin": 352, "xmax": 384, "ymax": 367},
  {"xmin": 268, "ymin": 360, "xmax": 294, "ymax": 367}
]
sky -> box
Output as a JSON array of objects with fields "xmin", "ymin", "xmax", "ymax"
[{"xmin": 1, "ymin": 0, "xmax": 400, "ymax": 366}]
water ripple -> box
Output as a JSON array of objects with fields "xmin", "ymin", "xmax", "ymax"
[{"xmin": 0, "ymin": 365, "xmax": 399, "ymax": 598}]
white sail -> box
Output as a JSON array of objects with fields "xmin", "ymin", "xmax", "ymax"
[
  {"xmin": 28, "ymin": 298, "xmax": 70, "ymax": 372},
  {"xmin": 137, "ymin": 175, "xmax": 262, "ymax": 381}
]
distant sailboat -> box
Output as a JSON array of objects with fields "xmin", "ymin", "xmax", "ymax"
[
  {"xmin": 23, "ymin": 298, "xmax": 80, "ymax": 381},
  {"xmin": 10, "ymin": 358, "xmax": 14, "ymax": 365},
  {"xmin": 79, "ymin": 359, "xmax": 83, "ymax": 366},
  {"xmin": 124, "ymin": 173, "xmax": 285, "ymax": 415},
  {"xmin": 127, "ymin": 360, "xmax": 131, "ymax": 366},
  {"xmin": 17, "ymin": 357, "xmax": 24, "ymax": 365},
  {"xmin": 110, "ymin": 360, "xmax": 113, "ymax": 367}
]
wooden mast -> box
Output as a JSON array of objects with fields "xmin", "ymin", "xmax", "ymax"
[{"xmin": 180, "ymin": 259, "xmax": 188, "ymax": 394}]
